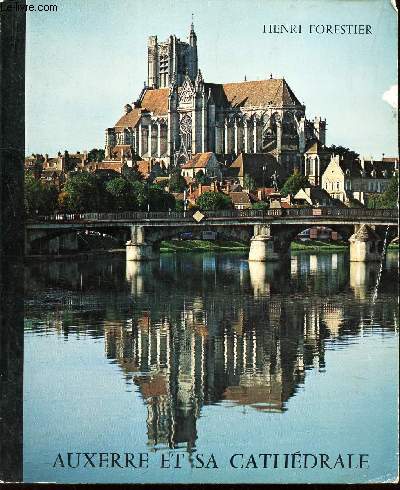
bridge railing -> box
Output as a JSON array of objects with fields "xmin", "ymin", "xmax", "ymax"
[{"xmin": 31, "ymin": 207, "xmax": 398, "ymax": 223}]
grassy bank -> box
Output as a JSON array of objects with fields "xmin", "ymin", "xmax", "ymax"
[
  {"xmin": 291, "ymin": 240, "xmax": 348, "ymax": 252},
  {"xmin": 160, "ymin": 240, "xmax": 249, "ymax": 253},
  {"xmin": 160, "ymin": 239, "xmax": 353, "ymax": 253}
]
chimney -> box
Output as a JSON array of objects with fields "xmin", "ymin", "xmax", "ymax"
[{"xmin": 199, "ymin": 183, "xmax": 203, "ymax": 195}]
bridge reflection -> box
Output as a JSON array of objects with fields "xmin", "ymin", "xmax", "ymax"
[{"xmin": 25, "ymin": 252, "xmax": 398, "ymax": 452}]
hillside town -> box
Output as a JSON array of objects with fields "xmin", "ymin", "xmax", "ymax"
[{"xmin": 24, "ymin": 23, "xmax": 399, "ymax": 215}]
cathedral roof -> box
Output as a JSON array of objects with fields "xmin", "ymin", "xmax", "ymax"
[
  {"xmin": 114, "ymin": 108, "xmax": 142, "ymax": 129},
  {"xmin": 140, "ymin": 88, "xmax": 169, "ymax": 114},
  {"xmin": 206, "ymin": 78, "xmax": 302, "ymax": 108},
  {"xmin": 114, "ymin": 88, "xmax": 169, "ymax": 128},
  {"xmin": 113, "ymin": 79, "xmax": 301, "ymax": 129}
]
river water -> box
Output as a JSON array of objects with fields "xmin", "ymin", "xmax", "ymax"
[{"xmin": 23, "ymin": 250, "xmax": 399, "ymax": 484}]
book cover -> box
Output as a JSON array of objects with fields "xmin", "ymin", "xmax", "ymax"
[{"xmin": 0, "ymin": 0, "xmax": 398, "ymax": 485}]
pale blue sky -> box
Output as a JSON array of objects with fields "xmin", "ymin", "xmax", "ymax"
[{"xmin": 26, "ymin": 0, "xmax": 398, "ymax": 157}]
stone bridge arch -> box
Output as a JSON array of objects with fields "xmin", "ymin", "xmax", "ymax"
[
  {"xmin": 26, "ymin": 225, "xmax": 131, "ymax": 255},
  {"xmin": 127, "ymin": 224, "xmax": 254, "ymax": 261},
  {"xmin": 272, "ymin": 223, "xmax": 355, "ymax": 250},
  {"xmin": 27, "ymin": 228, "xmax": 81, "ymax": 255},
  {"xmin": 144, "ymin": 224, "xmax": 253, "ymax": 245}
]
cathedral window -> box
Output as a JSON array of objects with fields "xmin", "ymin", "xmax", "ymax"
[{"xmin": 179, "ymin": 113, "xmax": 192, "ymax": 152}]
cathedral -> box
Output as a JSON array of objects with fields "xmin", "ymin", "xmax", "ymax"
[{"xmin": 104, "ymin": 23, "xmax": 327, "ymax": 177}]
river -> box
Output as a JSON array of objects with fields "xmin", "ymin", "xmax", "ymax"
[{"xmin": 23, "ymin": 250, "xmax": 399, "ymax": 484}]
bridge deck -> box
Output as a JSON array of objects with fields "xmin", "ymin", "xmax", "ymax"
[{"xmin": 27, "ymin": 208, "xmax": 399, "ymax": 230}]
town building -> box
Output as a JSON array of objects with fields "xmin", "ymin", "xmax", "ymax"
[
  {"xmin": 228, "ymin": 191, "xmax": 257, "ymax": 210},
  {"xmin": 180, "ymin": 152, "xmax": 222, "ymax": 180},
  {"xmin": 300, "ymin": 139, "xmax": 331, "ymax": 186},
  {"xmin": 293, "ymin": 186, "xmax": 342, "ymax": 207},
  {"xmin": 321, "ymin": 154, "xmax": 397, "ymax": 204},
  {"xmin": 104, "ymin": 23, "xmax": 327, "ymax": 173},
  {"xmin": 227, "ymin": 152, "xmax": 287, "ymax": 188},
  {"xmin": 25, "ymin": 151, "xmax": 88, "ymax": 188}
]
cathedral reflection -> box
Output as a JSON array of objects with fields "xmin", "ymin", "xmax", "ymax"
[{"xmin": 25, "ymin": 251, "xmax": 399, "ymax": 452}]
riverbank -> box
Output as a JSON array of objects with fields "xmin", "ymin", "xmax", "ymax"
[
  {"xmin": 290, "ymin": 240, "xmax": 348, "ymax": 252},
  {"xmin": 160, "ymin": 240, "xmax": 249, "ymax": 252},
  {"xmin": 159, "ymin": 239, "xmax": 352, "ymax": 253}
]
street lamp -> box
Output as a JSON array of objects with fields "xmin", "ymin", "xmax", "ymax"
[
  {"xmin": 183, "ymin": 189, "xmax": 187, "ymax": 216},
  {"xmin": 262, "ymin": 163, "xmax": 266, "ymax": 198}
]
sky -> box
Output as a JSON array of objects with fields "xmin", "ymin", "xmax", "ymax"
[{"xmin": 26, "ymin": 0, "xmax": 398, "ymax": 158}]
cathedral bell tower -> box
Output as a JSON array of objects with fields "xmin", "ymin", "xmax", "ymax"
[{"xmin": 147, "ymin": 22, "xmax": 198, "ymax": 89}]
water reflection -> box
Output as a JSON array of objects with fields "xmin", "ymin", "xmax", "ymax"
[{"xmin": 25, "ymin": 251, "xmax": 399, "ymax": 453}]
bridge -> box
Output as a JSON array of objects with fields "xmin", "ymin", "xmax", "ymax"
[{"xmin": 26, "ymin": 207, "xmax": 399, "ymax": 262}]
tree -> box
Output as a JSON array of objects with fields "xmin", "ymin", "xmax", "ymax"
[
  {"xmin": 147, "ymin": 184, "xmax": 176, "ymax": 211},
  {"xmin": 87, "ymin": 148, "xmax": 105, "ymax": 163},
  {"xmin": 252, "ymin": 201, "xmax": 269, "ymax": 210},
  {"xmin": 326, "ymin": 145, "xmax": 359, "ymax": 160},
  {"xmin": 195, "ymin": 170, "xmax": 211, "ymax": 185},
  {"xmin": 129, "ymin": 181, "xmax": 175, "ymax": 211},
  {"xmin": 62, "ymin": 172, "xmax": 102, "ymax": 212},
  {"xmin": 196, "ymin": 191, "xmax": 232, "ymax": 211},
  {"xmin": 169, "ymin": 168, "xmax": 187, "ymax": 192},
  {"xmin": 123, "ymin": 162, "xmax": 144, "ymax": 183},
  {"xmin": 24, "ymin": 173, "xmax": 58, "ymax": 216},
  {"xmin": 105, "ymin": 177, "xmax": 138, "ymax": 211},
  {"xmin": 174, "ymin": 199, "xmax": 185, "ymax": 212},
  {"xmin": 280, "ymin": 172, "xmax": 310, "ymax": 197},
  {"xmin": 376, "ymin": 174, "xmax": 398, "ymax": 209},
  {"xmin": 243, "ymin": 174, "xmax": 256, "ymax": 192}
]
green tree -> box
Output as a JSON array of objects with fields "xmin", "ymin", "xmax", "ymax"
[
  {"xmin": 24, "ymin": 173, "xmax": 58, "ymax": 216},
  {"xmin": 174, "ymin": 199, "xmax": 185, "ymax": 212},
  {"xmin": 105, "ymin": 177, "xmax": 138, "ymax": 211},
  {"xmin": 366, "ymin": 194, "xmax": 380, "ymax": 209},
  {"xmin": 62, "ymin": 172, "xmax": 102, "ymax": 212},
  {"xmin": 243, "ymin": 174, "xmax": 256, "ymax": 192},
  {"xmin": 251, "ymin": 201, "xmax": 269, "ymax": 210},
  {"xmin": 129, "ymin": 181, "xmax": 175, "ymax": 211},
  {"xmin": 87, "ymin": 148, "xmax": 105, "ymax": 163},
  {"xmin": 280, "ymin": 172, "xmax": 310, "ymax": 197},
  {"xmin": 147, "ymin": 184, "xmax": 176, "ymax": 211},
  {"xmin": 169, "ymin": 168, "xmax": 187, "ymax": 192},
  {"xmin": 196, "ymin": 191, "xmax": 232, "ymax": 211},
  {"xmin": 376, "ymin": 174, "xmax": 399, "ymax": 209},
  {"xmin": 195, "ymin": 170, "xmax": 211, "ymax": 185},
  {"xmin": 326, "ymin": 145, "xmax": 359, "ymax": 160},
  {"xmin": 123, "ymin": 162, "xmax": 144, "ymax": 183}
]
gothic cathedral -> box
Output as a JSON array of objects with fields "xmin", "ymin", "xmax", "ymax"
[{"xmin": 104, "ymin": 23, "xmax": 327, "ymax": 174}]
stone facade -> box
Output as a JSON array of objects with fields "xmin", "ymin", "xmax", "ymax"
[
  {"xmin": 180, "ymin": 152, "xmax": 221, "ymax": 179},
  {"xmin": 105, "ymin": 24, "xmax": 327, "ymax": 172},
  {"xmin": 321, "ymin": 154, "xmax": 397, "ymax": 204}
]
